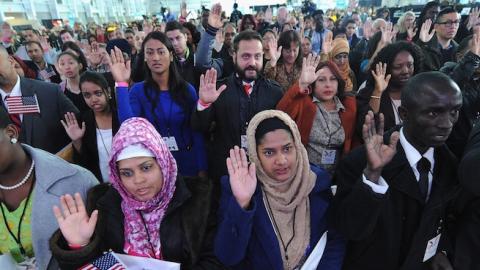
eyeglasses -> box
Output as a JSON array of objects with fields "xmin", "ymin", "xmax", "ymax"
[{"xmin": 436, "ymin": 20, "xmax": 460, "ymax": 27}]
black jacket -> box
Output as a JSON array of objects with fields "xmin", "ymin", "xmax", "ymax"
[
  {"xmin": 191, "ymin": 74, "xmax": 283, "ymax": 181},
  {"xmin": 72, "ymin": 108, "xmax": 120, "ymax": 182},
  {"xmin": 24, "ymin": 60, "xmax": 61, "ymax": 84},
  {"xmin": 441, "ymin": 51, "xmax": 480, "ymax": 158},
  {"xmin": 416, "ymin": 35, "xmax": 458, "ymax": 71},
  {"xmin": 332, "ymin": 129, "xmax": 460, "ymax": 270},
  {"xmin": 356, "ymin": 84, "xmax": 398, "ymax": 140},
  {"xmin": 49, "ymin": 176, "xmax": 225, "ymax": 270}
]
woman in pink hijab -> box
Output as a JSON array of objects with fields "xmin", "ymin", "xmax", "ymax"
[{"xmin": 49, "ymin": 117, "xmax": 224, "ymax": 269}]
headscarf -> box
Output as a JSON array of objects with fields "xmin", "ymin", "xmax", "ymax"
[
  {"xmin": 108, "ymin": 117, "xmax": 178, "ymax": 259},
  {"xmin": 246, "ymin": 110, "xmax": 316, "ymax": 269},
  {"xmin": 329, "ymin": 38, "xmax": 354, "ymax": 91}
]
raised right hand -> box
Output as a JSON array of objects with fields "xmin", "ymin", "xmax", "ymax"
[
  {"xmin": 199, "ymin": 68, "xmax": 227, "ymax": 104},
  {"xmin": 208, "ymin": 3, "xmax": 223, "ymax": 29},
  {"xmin": 371, "ymin": 62, "xmax": 391, "ymax": 94},
  {"xmin": 109, "ymin": 46, "xmax": 131, "ymax": 83},
  {"xmin": 60, "ymin": 112, "xmax": 85, "ymax": 142},
  {"xmin": 321, "ymin": 31, "xmax": 333, "ymax": 54},
  {"xmin": 226, "ymin": 146, "xmax": 257, "ymax": 209},
  {"xmin": 419, "ymin": 19, "xmax": 436, "ymax": 43},
  {"xmin": 267, "ymin": 39, "xmax": 282, "ymax": 66},
  {"xmin": 299, "ymin": 53, "xmax": 321, "ymax": 92},
  {"xmin": 362, "ymin": 111, "xmax": 399, "ymax": 182},
  {"xmin": 52, "ymin": 193, "xmax": 98, "ymax": 246},
  {"xmin": 471, "ymin": 33, "xmax": 480, "ymax": 57}
]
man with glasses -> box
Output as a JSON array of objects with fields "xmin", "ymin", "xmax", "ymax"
[{"xmin": 417, "ymin": 7, "xmax": 460, "ymax": 71}]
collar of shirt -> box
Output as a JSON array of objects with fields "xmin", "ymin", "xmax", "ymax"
[
  {"xmin": 312, "ymin": 96, "xmax": 345, "ymax": 112},
  {"xmin": 0, "ymin": 75, "xmax": 22, "ymax": 104},
  {"xmin": 399, "ymin": 127, "xmax": 435, "ymax": 181}
]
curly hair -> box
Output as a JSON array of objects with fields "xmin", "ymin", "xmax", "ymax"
[{"xmin": 366, "ymin": 41, "xmax": 424, "ymax": 88}]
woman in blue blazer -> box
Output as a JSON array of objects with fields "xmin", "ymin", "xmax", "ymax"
[{"xmin": 214, "ymin": 110, "xmax": 344, "ymax": 270}]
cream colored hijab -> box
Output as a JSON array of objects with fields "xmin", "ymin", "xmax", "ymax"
[{"xmin": 247, "ymin": 110, "xmax": 316, "ymax": 269}]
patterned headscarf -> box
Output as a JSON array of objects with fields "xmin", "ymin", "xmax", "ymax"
[{"xmin": 108, "ymin": 117, "xmax": 177, "ymax": 259}]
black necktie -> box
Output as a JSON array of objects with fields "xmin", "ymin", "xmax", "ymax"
[{"xmin": 417, "ymin": 157, "xmax": 431, "ymax": 202}]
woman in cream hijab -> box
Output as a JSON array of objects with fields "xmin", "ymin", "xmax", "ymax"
[{"xmin": 214, "ymin": 110, "xmax": 345, "ymax": 270}]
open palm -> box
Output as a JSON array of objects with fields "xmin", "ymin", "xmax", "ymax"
[
  {"xmin": 299, "ymin": 54, "xmax": 321, "ymax": 91},
  {"xmin": 371, "ymin": 62, "xmax": 391, "ymax": 93},
  {"xmin": 60, "ymin": 112, "xmax": 85, "ymax": 142},
  {"xmin": 199, "ymin": 68, "xmax": 227, "ymax": 104},
  {"xmin": 52, "ymin": 193, "xmax": 98, "ymax": 246},
  {"xmin": 363, "ymin": 111, "xmax": 399, "ymax": 173},
  {"xmin": 227, "ymin": 146, "xmax": 257, "ymax": 209},
  {"xmin": 109, "ymin": 46, "xmax": 131, "ymax": 83}
]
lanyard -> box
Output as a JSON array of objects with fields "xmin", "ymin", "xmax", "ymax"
[
  {"xmin": 0, "ymin": 177, "xmax": 35, "ymax": 257},
  {"xmin": 317, "ymin": 103, "xmax": 342, "ymax": 147},
  {"xmin": 138, "ymin": 211, "xmax": 157, "ymax": 258}
]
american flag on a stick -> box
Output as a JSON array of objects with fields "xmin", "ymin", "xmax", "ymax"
[
  {"xmin": 79, "ymin": 251, "xmax": 126, "ymax": 270},
  {"xmin": 6, "ymin": 95, "xmax": 40, "ymax": 114}
]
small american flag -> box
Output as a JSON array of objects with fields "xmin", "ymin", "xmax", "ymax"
[
  {"xmin": 79, "ymin": 252, "xmax": 126, "ymax": 270},
  {"xmin": 5, "ymin": 95, "xmax": 40, "ymax": 114}
]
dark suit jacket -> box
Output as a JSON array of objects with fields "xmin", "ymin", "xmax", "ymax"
[
  {"xmin": 332, "ymin": 131, "xmax": 460, "ymax": 270},
  {"xmin": 191, "ymin": 75, "xmax": 283, "ymax": 181},
  {"xmin": 453, "ymin": 123, "xmax": 480, "ymax": 270},
  {"xmin": 0, "ymin": 78, "xmax": 79, "ymax": 154}
]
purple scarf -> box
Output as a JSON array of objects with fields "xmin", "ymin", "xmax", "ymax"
[{"xmin": 108, "ymin": 117, "xmax": 177, "ymax": 259}]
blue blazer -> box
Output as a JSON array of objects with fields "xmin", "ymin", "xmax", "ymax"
[{"xmin": 214, "ymin": 165, "xmax": 345, "ymax": 270}]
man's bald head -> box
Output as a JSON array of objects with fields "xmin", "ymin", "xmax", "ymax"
[{"xmin": 399, "ymin": 71, "xmax": 463, "ymax": 152}]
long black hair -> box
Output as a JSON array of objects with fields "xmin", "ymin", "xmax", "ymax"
[
  {"xmin": 79, "ymin": 71, "xmax": 117, "ymax": 113},
  {"xmin": 133, "ymin": 31, "xmax": 192, "ymax": 119}
]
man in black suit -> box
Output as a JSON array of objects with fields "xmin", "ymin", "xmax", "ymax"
[
  {"xmin": 333, "ymin": 71, "xmax": 462, "ymax": 270},
  {"xmin": 192, "ymin": 30, "xmax": 283, "ymax": 184},
  {"xmin": 453, "ymin": 122, "xmax": 480, "ymax": 270},
  {"xmin": 0, "ymin": 45, "xmax": 78, "ymax": 154}
]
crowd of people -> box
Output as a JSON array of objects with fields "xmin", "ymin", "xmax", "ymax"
[{"xmin": 0, "ymin": 0, "xmax": 480, "ymax": 269}]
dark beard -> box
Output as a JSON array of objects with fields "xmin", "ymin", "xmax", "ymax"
[{"xmin": 234, "ymin": 64, "xmax": 261, "ymax": 82}]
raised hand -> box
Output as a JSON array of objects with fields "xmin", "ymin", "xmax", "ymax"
[
  {"xmin": 362, "ymin": 111, "xmax": 400, "ymax": 182},
  {"xmin": 265, "ymin": 7, "xmax": 273, "ymax": 23},
  {"xmin": 267, "ymin": 39, "xmax": 282, "ymax": 66},
  {"xmin": 419, "ymin": 19, "xmax": 436, "ymax": 43},
  {"xmin": 371, "ymin": 62, "xmax": 391, "ymax": 94},
  {"xmin": 52, "ymin": 193, "xmax": 98, "ymax": 246},
  {"xmin": 299, "ymin": 54, "xmax": 321, "ymax": 92},
  {"xmin": 471, "ymin": 33, "xmax": 480, "ymax": 56},
  {"xmin": 109, "ymin": 46, "xmax": 131, "ymax": 83},
  {"xmin": 380, "ymin": 22, "xmax": 395, "ymax": 45},
  {"xmin": 215, "ymin": 29, "xmax": 225, "ymax": 45},
  {"xmin": 407, "ymin": 25, "xmax": 417, "ymax": 40},
  {"xmin": 39, "ymin": 36, "xmax": 52, "ymax": 51},
  {"xmin": 208, "ymin": 3, "xmax": 223, "ymax": 29},
  {"xmin": 60, "ymin": 112, "xmax": 85, "ymax": 142},
  {"xmin": 226, "ymin": 146, "xmax": 257, "ymax": 209},
  {"xmin": 363, "ymin": 19, "xmax": 373, "ymax": 40},
  {"xmin": 321, "ymin": 31, "xmax": 333, "ymax": 54},
  {"xmin": 467, "ymin": 7, "xmax": 480, "ymax": 31},
  {"xmin": 199, "ymin": 68, "xmax": 227, "ymax": 104}
]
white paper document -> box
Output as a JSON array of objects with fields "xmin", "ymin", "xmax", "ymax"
[
  {"xmin": 114, "ymin": 253, "xmax": 181, "ymax": 270},
  {"xmin": 301, "ymin": 231, "xmax": 328, "ymax": 270}
]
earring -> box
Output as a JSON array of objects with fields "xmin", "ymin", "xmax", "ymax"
[{"xmin": 10, "ymin": 138, "xmax": 17, "ymax": 144}]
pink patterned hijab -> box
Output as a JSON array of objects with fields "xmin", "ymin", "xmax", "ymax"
[{"xmin": 108, "ymin": 117, "xmax": 178, "ymax": 259}]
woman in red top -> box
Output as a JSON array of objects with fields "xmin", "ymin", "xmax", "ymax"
[{"xmin": 277, "ymin": 55, "xmax": 357, "ymax": 175}]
